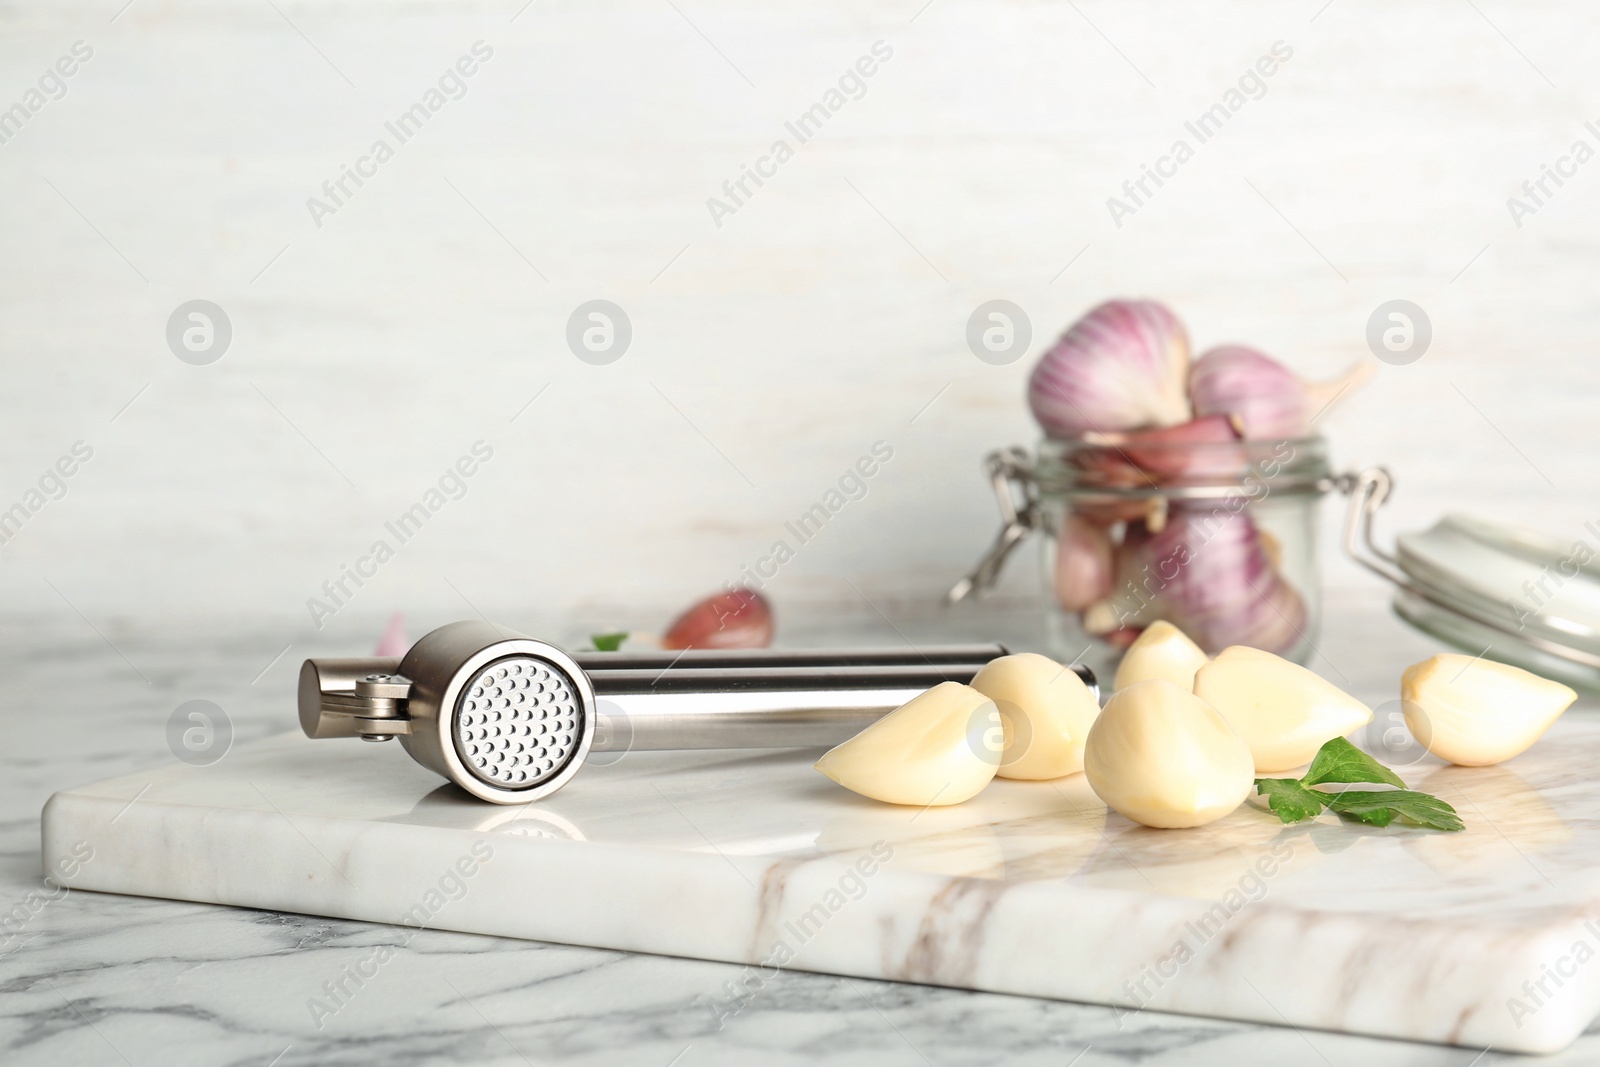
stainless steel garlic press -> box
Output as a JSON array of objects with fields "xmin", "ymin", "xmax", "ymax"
[{"xmin": 300, "ymin": 620, "xmax": 1096, "ymax": 803}]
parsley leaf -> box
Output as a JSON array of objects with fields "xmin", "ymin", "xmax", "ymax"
[
  {"xmin": 1322, "ymin": 789, "xmax": 1465, "ymax": 833},
  {"xmin": 590, "ymin": 632, "xmax": 628, "ymax": 652},
  {"xmin": 1251, "ymin": 738, "xmax": 1464, "ymax": 832},
  {"xmin": 1253, "ymin": 778, "xmax": 1327, "ymax": 823},
  {"xmin": 1299, "ymin": 736, "xmax": 1407, "ymax": 789},
  {"xmin": 1333, "ymin": 804, "xmax": 1394, "ymax": 828}
]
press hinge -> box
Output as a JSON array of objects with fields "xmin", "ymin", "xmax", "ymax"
[{"xmin": 319, "ymin": 673, "xmax": 415, "ymax": 741}]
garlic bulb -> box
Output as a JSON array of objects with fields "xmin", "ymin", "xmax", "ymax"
[
  {"xmin": 969, "ymin": 652, "xmax": 1101, "ymax": 780},
  {"xmin": 1027, "ymin": 299, "xmax": 1192, "ymax": 438},
  {"xmin": 1118, "ymin": 507, "xmax": 1306, "ymax": 656},
  {"xmin": 1083, "ymin": 679, "xmax": 1254, "ymax": 829},
  {"xmin": 1189, "ymin": 346, "xmax": 1373, "ymax": 440},
  {"xmin": 662, "ymin": 588, "xmax": 773, "ymax": 650},
  {"xmin": 1113, "ymin": 620, "xmax": 1209, "ymax": 692},
  {"xmin": 1194, "ymin": 645, "xmax": 1372, "ymax": 773},
  {"xmin": 814, "ymin": 682, "xmax": 1000, "ymax": 806},
  {"xmin": 1402, "ymin": 654, "xmax": 1576, "ymax": 766},
  {"xmin": 1164, "ymin": 509, "xmax": 1306, "ymax": 655},
  {"xmin": 1054, "ymin": 514, "xmax": 1114, "ymax": 613}
]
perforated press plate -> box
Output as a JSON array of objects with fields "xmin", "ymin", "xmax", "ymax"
[{"xmin": 453, "ymin": 656, "xmax": 583, "ymax": 789}]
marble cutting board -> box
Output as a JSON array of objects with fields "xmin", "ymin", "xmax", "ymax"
[{"xmin": 40, "ymin": 719, "xmax": 1600, "ymax": 1054}]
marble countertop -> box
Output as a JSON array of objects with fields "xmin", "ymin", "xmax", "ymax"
[{"xmin": 5, "ymin": 597, "xmax": 1599, "ymax": 1066}]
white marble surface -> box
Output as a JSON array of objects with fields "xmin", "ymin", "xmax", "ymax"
[{"xmin": 10, "ymin": 597, "xmax": 1600, "ymax": 1064}]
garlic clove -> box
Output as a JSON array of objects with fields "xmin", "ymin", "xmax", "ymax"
[
  {"xmin": 1054, "ymin": 514, "xmax": 1114, "ymax": 612},
  {"xmin": 969, "ymin": 652, "xmax": 1101, "ymax": 780},
  {"xmin": 1401, "ymin": 654, "xmax": 1576, "ymax": 767},
  {"xmin": 662, "ymin": 588, "xmax": 774, "ymax": 650},
  {"xmin": 814, "ymin": 682, "xmax": 1000, "ymax": 806},
  {"xmin": 1078, "ymin": 521, "xmax": 1169, "ymax": 639},
  {"xmin": 1083, "ymin": 679, "xmax": 1254, "ymax": 828},
  {"xmin": 1028, "ymin": 299, "xmax": 1192, "ymax": 438},
  {"xmin": 1113, "ymin": 620, "xmax": 1209, "ymax": 692},
  {"xmin": 1081, "ymin": 413, "xmax": 1247, "ymax": 483},
  {"xmin": 1193, "ymin": 646, "xmax": 1373, "ymax": 773}
]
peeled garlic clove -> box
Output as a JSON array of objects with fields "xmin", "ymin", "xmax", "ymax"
[
  {"xmin": 1402, "ymin": 654, "xmax": 1576, "ymax": 766},
  {"xmin": 1027, "ymin": 299, "xmax": 1192, "ymax": 438},
  {"xmin": 1083, "ymin": 679, "xmax": 1254, "ymax": 828},
  {"xmin": 814, "ymin": 682, "xmax": 1000, "ymax": 806},
  {"xmin": 1113, "ymin": 620, "xmax": 1208, "ymax": 692},
  {"xmin": 969, "ymin": 652, "xmax": 1101, "ymax": 780},
  {"xmin": 1189, "ymin": 346, "xmax": 1374, "ymax": 440},
  {"xmin": 1054, "ymin": 514, "xmax": 1114, "ymax": 612},
  {"xmin": 662, "ymin": 588, "xmax": 773, "ymax": 650},
  {"xmin": 1193, "ymin": 645, "xmax": 1372, "ymax": 773}
]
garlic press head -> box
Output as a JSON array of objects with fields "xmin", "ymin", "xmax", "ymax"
[{"xmin": 300, "ymin": 621, "xmax": 597, "ymax": 803}]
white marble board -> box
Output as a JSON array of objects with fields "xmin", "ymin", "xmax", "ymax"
[{"xmin": 39, "ymin": 721, "xmax": 1600, "ymax": 1055}]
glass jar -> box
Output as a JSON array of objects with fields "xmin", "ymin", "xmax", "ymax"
[{"xmin": 953, "ymin": 436, "xmax": 1336, "ymax": 684}]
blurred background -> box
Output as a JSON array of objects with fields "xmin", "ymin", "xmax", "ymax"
[{"xmin": 2, "ymin": 0, "xmax": 1595, "ymax": 657}]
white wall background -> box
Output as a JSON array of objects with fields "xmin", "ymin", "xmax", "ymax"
[{"xmin": 2, "ymin": 0, "xmax": 1598, "ymax": 647}]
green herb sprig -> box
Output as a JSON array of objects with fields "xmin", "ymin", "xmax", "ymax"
[
  {"xmin": 1253, "ymin": 737, "xmax": 1463, "ymax": 832},
  {"xmin": 590, "ymin": 632, "xmax": 629, "ymax": 652}
]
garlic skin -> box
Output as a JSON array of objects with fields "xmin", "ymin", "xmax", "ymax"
[
  {"xmin": 1194, "ymin": 646, "xmax": 1372, "ymax": 773},
  {"xmin": 373, "ymin": 611, "xmax": 411, "ymax": 657},
  {"xmin": 662, "ymin": 588, "xmax": 773, "ymax": 650},
  {"xmin": 1139, "ymin": 507, "xmax": 1307, "ymax": 656},
  {"xmin": 1101, "ymin": 626, "xmax": 1144, "ymax": 650},
  {"xmin": 1402, "ymin": 654, "xmax": 1576, "ymax": 767},
  {"xmin": 1083, "ymin": 679, "xmax": 1254, "ymax": 829},
  {"xmin": 1081, "ymin": 413, "xmax": 1247, "ymax": 483},
  {"xmin": 1189, "ymin": 346, "xmax": 1374, "ymax": 440},
  {"xmin": 1027, "ymin": 299, "xmax": 1192, "ymax": 438},
  {"xmin": 1113, "ymin": 620, "xmax": 1209, "ymax": 692},
  {"xmin": 969, "ymin": 652, "xmax": 1101, "ymax": 780},
  {"xmin": 1092, "ymin": 509, "xmax": 1305, "ymax": 657},
  {"xmin": 814, "ymin": 682, "xmax": 1000, "ymax": 806},
  {"xmin": 1054, "ymin": 515, "xmax": 1114, "ymax": 612}
]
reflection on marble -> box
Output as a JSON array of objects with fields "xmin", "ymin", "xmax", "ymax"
[
  {"xmin": 11, "ymin": 606, "xmax": 1600, "ymax": 1065},
  {"xmin": 38, "ymin": 702, "xmax": 1600, "ymax": 1054}
]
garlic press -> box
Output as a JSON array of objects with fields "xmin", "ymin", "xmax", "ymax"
[{"xmin": 300, "ymin": 620, "xmax": 1097, "ymax": 803}]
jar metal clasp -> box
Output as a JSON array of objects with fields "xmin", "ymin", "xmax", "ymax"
[
  {"xmin": 948, "ymin": 447, "xmax": 1040, "ymax": 604},
  {"xmin": 1339, "ymin": 466, "xmax": 1404, "ymax": 584},
  {"xmin": 1337, "ymin": 467, "xmax": 1600, "ymax": 675}
]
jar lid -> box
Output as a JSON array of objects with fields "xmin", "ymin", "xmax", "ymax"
[{"xmin": 1345, "ymin": 470, "xmax": 1600, "ymax": 691}]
